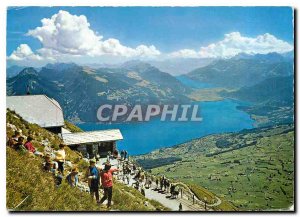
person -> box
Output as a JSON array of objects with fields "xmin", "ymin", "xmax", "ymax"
[
  {"xmin": 99, "ymin": 162, "xmax": 119, "ymax": 208},
  {"xmin": 24, "ymin": 136, "xmax": 44, "ymax": 157},
  {"xmin": 107, "ymin": 151, "xmax": 111, "ymax": 162},
  {"xmin": 124, "ymin": 150, "xmax": 128, "ymax": 160},
  {"xmin": 7, "ymin": 131, "xmax": 21, "ymax": 147},
  {"xmin": 13, "ymin": 137, "xmax": 25, "ymax": 151},
  {"xmin": 113, "ymin": 150, "xmax": 119, "ymax": 159},
  {"xmin": 86, "ymin": 159, "xmax": 100, "ymax": 202},
  {"xmin": 43, "ymin": 154, "xmax": 52, "ymax": 171},
  {"xmin": 156, "ymin": 178, "xmax": 159, "ymax": 190},
  {"xmin": 55, "ymin": 144, "xmax": 66, "ymax": 175},
  {"xmin": 179, "ymin": 203, "xmax": 183, "ymax": 211},
  {"xmin": 170, "ymin": 184, "xmax": 175, "ymax": 198},
  {"xmin": 66, "ymin": 167, "xmax": 79, "ymax": 187},
  {"xmin": 141, "ymin": 183, "xmax": 146, "ymax": 196},
  {"xmin": 120, "ymin": 150, "xmax": 124, "ymax": 160}
]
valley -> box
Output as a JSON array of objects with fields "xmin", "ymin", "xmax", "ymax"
[{"xmin": 134, "ymin": 124, "xmax": 294, "ymax": 210}]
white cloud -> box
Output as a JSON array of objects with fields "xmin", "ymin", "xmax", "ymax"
[
  {"xmin": 7, "ymin": 10, "xmax": 293, "ymax": 67},
  {"xmin": 25, "ymin": 10, "xmax": 160, "ymax": 59},
  {"xmin": 168, "ymin": 49, "xmax": 199, "ymax": 58},
  {"xmin": 170, "ymin": 32, "xmax": 293, "ymax": 58},
  {"xmin": 7, "ymin": 44, "xmax": 42, "ymax": 61}
]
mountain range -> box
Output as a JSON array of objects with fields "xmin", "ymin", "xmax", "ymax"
[
  {"xmin": 6, "ymin": 62, "xmax": 191, "ymax": 122},
  {"xmin": 187, "ymin": 52, "xmax": 293, "ymax": 88},
  {"xmin": 6, "ymin": 52, "xmax": 294, "ymax": 125}
]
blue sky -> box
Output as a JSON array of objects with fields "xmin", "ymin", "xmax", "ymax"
[{"xmin": 7, "ymin": 7, "xmax": 294, "ymax": 66}]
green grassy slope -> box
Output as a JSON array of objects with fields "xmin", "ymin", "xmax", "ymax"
[
  {"xmin": 6, "ymin": 110, "xmax": 169, "ymax": 211},
  {"xmin": 134, "ymin": 125, "xmax": 294, "ymax": 211}
]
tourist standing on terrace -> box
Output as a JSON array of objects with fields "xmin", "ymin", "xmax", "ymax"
[
  {"xmin": 99, "ymin": 162, "xmax": 119, "ymax": 208},
  {"xmin": 87, "ymin": 159, "xmax": 100, "ymax": 203}
]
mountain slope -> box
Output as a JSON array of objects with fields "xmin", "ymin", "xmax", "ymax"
[
  {"xmin": 222, "ymin": 75, "xmax": 294, "ymax": 127},
  {"xmin": 187, "ymin": 53, "xmax": 293, "ymax": 88},
  {"xmin": 6, "ymin": 110, "xmax": 169, "ymax": 211},
  {"xmin": 224, "ymin": 76, "xmax": 294, "ymax": 105},
  {"xmin": 7, "ymin": 62, "xmax": 191, "ymax": 122},
  {"xmin": 134, "ymin": 124, "xmax": 294, "ymax": 211}
]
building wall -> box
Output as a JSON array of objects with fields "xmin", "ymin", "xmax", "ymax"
[{"xmin": 70, "ymin": 141, "xmax": 117, "ymax": 159}]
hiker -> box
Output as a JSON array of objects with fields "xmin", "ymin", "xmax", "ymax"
[
  {"xmin": 87, "ymin": 158, "xmax": 101, "ymax": 202},
  {"xmin": 124, "ymin": 150, "xmax": 128, "ymax": 160},
  {"xmin": 156, "ymin": 178, "xmax": 159, "ymax": 189},
  {"xmin": 120, "ymin": 150, "xmax": 124, "ymax": 160},
  {"xmin": 7, "ymin": 131, "xmax": 21, "ymax": 147},
  {"xmin": 55, "ymin": 144, "xmax": 66, "ymax": 175},
  {"xmin": 179, "ymin": 203, "xmax": 183, "ymax": 211},
  {"xmin": 107, "ymin": 151, "xmax": 111, "ymax": 162},
  {"xmin": 24, "ymin": 136, "xmax": 44, "ymax": 157},
  {"xmin": 99, "ymin": 162, "xmax": 119, "ymax": 208},
  {"xmin": 166, "ymin": 179, "xmax": 170, "ymax": 193},
  {"xmin": 113, "ymin": 150, "xmax": 118, "ymax": 159},
  {"xmin": 46, "ymin": 160, "xmax": 63, "ymax": 186},
  {"xmin": 141, "ymin": 183, "xmax": 146, "ymax": 196},
  {"xmin": 66, "ymin": 167, "xmax": 79, "ymax": 187},
  {"xmin": 163, "ymin": 179, "xmax": 168, "ymax": 192},
  {"xmin": 160, "ymin": 177, "xmax": 164, "ymax": 190},
  {"xmin": 43, "ymin": 154, "xmax": 52, "ymax": 171},
  {"xmin": 13, "ymin": 136, "xmax": 25, "ymax": 151},
  {"xmin": 170, "ymin": 184, "xmax": 175, "ymax": 198}
]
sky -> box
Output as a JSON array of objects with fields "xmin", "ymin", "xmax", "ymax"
[{"xmin": 6, "ymin": 7, "xmax": 294, "ymax": 67}]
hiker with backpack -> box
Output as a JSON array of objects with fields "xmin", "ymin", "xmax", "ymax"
[
  {"xmin": 99, "ymin": 162, "xmax": 119, "ymax": 208},
  {"xmin": 86, "ymin": 158, "xmax": 101, "ymax": 203}
]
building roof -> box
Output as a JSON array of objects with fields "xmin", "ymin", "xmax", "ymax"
[
  {"xmin": 6, "ymin": 95, "xmax": 64, "ymax": 128},
  {"xmin": 61, "ymin": 129, "xmax": 123, "ymax": 145}
]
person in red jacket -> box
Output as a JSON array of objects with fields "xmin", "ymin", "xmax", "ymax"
[
  {"xmin": 24, "ymin": 136, "xmax": 44, "ymax": 157},
  {"xmin": 99, "ymin": 162, "xmax": 119, "ymax": 208}
]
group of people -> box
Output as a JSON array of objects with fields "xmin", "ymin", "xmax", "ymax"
[
  {"xmin": 120, "ymin": 150, "xmax": 128, "ymax": 160},
  {"xmin": 8, "ymin": 130, "xmax": 121, "ymax": 208},
  {"xmin": 8, "ymin": 131, "xmax": 44, "ymax": 157},
  {"xmin": 86, "ymin": 159, "xmax": 119, "ymax": 208},
  {"xmin": 8, "ymin": 130, "xmax": 183, "ymax": 210}
]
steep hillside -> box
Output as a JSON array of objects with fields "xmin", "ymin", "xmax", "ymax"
[
  {"xmin": 134, "ymin": 124, "xmax": 294, "ymax": 211},
  {"xmin": 7, "ymin": 62, "xmax": 191, "ymax": 122},
  {"xmin": 224, "ymin": 76, "xmax": 294, "ymax": 105},
  {"xmin": 222, "ymin": 76, "xmax": 294, "ymax": 127},
  {"xmin": 187, "ymin": 53, "xmax": 293, "ymax": 88},
  {"xmin": 6, "ymin": 110, "xmax": 168, "ymax": 211}
]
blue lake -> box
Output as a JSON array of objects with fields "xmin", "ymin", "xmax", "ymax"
[{"xmin": 78, "ymin": 99, "xmax": 255, "ymax": 156}]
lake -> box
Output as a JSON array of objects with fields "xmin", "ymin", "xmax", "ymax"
[{"xmin": 78, "ymin": 76, "xmax": 255, "ymax": 155}]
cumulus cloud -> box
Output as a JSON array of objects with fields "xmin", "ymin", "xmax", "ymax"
[
  {"xmin": 8, "ymin": 10, "xmax": 161, "ymax": 66},
  {"xmin": 170, "ymin": 32, "xmax": 293, "ymax": 58},
  {"xmin": 7, "ymin": 44, "xmax": 42, "ymax": 61},
  {"xmin": 7, "ymin": 10, "xmax": 293, "ymax": 66},
  {"xmin": 26, "ymin": 10, "xmax": 160, "ymax": 58}
]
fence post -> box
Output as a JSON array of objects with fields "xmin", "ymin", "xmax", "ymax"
[{"xmin": 181, "ymin": 188, "xmax": 183, "ymax": 199}]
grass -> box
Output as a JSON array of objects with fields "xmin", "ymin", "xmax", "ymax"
[
  {"xmin": 134, "ymin": 124, "xmax": 294, "ymax": 211},
  {"xmin": 6, "ymin": 110, "xmax": 169, "ymax": 211},
  {"xmin": 64, "ymin": 121, "xmax": 83, "ymax": 133}
]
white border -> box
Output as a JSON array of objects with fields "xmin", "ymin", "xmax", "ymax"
[{"xmin": 1, "ymin": 1, "xmax": 298, "ymax": 217}]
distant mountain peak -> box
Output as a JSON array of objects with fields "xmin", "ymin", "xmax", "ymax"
[
  {"xmin": 18, "ymin": 67, "xmax": 38, "ymax": 77},
  {"xmin": 44, "ymin": 62, "xmax": 79, "ymax": 71},
  {"xmin": 121, "ymin": 60, "xmax": 152, "ymax": 71}
]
